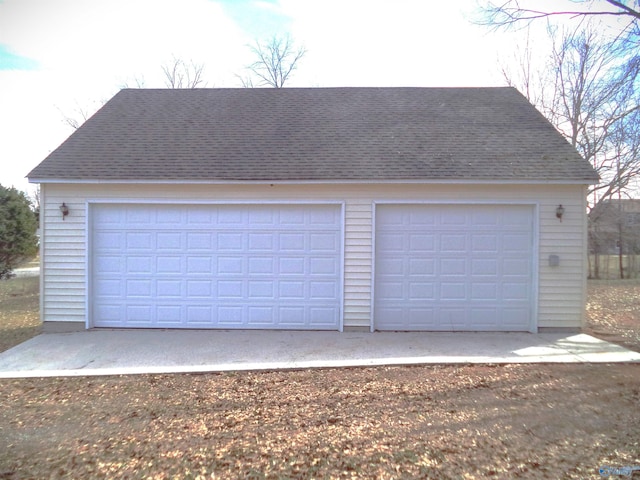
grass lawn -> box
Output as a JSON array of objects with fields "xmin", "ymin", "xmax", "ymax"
[{"xmin": 0, "ymin": 276, "xmax": 638, "ymax": 479}]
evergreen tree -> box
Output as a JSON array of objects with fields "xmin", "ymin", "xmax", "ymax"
[{"xmin": 0, "ymin": 185, "xmax": 38, "ymax": 279}]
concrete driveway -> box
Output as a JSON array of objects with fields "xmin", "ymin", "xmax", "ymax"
[{"xmin": 0, "ymin": 330, "xmax": 638, "ymax": 378}]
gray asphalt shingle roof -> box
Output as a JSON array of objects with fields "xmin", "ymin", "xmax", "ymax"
[{"xmin": 28, "ymin": 87, "xmax": 598, "ymax": 183}]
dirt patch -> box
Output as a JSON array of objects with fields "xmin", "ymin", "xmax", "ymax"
[
  {"xmin": 585, "ymin": 279, "xmax": 640, "ymax": 352},
  {"xmin": 1, "ymin": 364, "xmax": 639, "ymax": 479},
  {"xmin": 0, "ymin": 276, "xmax": 40, "ymax": 353}
]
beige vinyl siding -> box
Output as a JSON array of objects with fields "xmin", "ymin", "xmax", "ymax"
[
  {"xmin": 536, "ymin": 188, "xmax": 589, "ymax": 328},
  {"xmin": 41, "ymin": 185, "xmax": 87, "ymax": 324},
  {"xmin": 344, "ymin": 201, "xmax": 373, "ymax": 329},
  {"xmin": 41, "ymin": 183, "xmax": 589, "ymax": 331}
]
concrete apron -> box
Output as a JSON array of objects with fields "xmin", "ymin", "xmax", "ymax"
[{"xmin": 0, "ymin": 330, "xmax": 638, "ymax": 378}]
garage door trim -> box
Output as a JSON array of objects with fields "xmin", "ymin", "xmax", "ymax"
[
  {"xmin": 87, "ymin": 200, "xmax": 345, "ymax": 330},
  {"xmin": 371, "ymin": 201, "xmax": 539, "ymax": 332}
]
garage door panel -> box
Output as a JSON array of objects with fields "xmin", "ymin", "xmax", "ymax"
[
  {"xmin": 126, "ymin": 305, "xmax": 153, "ymax": 326},
  {"xmin": 409, "ymin": 282, "xmax": 434, "ymax": 299},
  {"xmin": 471, "ymin": 283, "xmax": 498, "ymax": 300},
  {"xmin": 410, "ymin": 258, "xmax": 435, "ymax": 275},
  {"xmin": 309, "ymin": 209, "xmax": 338, "ymax": 225},
  {"xmin": 126, "ymin": 208, "xmax": 153, "ymax": 225},
  {"xmin": 280, "ymin": 233, "xmax": 305, "ymax": 251},
  {"xmin": 187, "ymin": 232, "xmax": 213, "ymax": 250},
  {"xmin": 157, "ymin": 279, "xmax": 181, "ymax": 297},
  {"xmin": 248, "ymin": 257, "xmax": 275, "ymax": 274},
  {"xmin": 409, "ymin": 234, "xmax": 435, "ymax": 251},
  {"xmin": 310, "ymin": 233, "xmax": 338, "ymax": 251},
  {"xmin": 309, "ymin": 307, "xmax": 340, "ymax": 326},
  {"xmin": 126, "ymin": 256, "xmax": 152, "ymax": 274},
  {"xmin": 310, "ymin": 257, "xmax": 338, "ymax": 275},
  {"xmin": 95, "ymin": 305, "xmax": 121, "ymax": 325},
  {"xmin": 472, "ymin": 308, "xmax": 499, "ymax": 328},
  {"xmin": 472, "ymin": 234, "xmax": 498, "ymax": 252},
  {"xmin": 472, "ymin": 259, "xmax": 498, "ymax": 275},
  {"xmin": 157, "ymin": 256, "xmax": 182, "ymax": 274},
  {"xmin": 157, "ymin": 232, "xmax": 182, "ymax": 250},
  {"xmin": 127, "ymin": 279, "xmax": 152, "ymax": 297},
  {"xmin": 95, "ymin": 231, "xmax": 121, "ymax": 249},
  {"xmin": 248, "ymin": 306, "xmax": 274, "ymax": 325},
  {"xmin": 217, "ymin": 208, "xmax": 244, "ymax": 225},
  {"xmin": 249, "ymin": 280, "xmax": 274, "ymax": 298},
  {"xmin": 375, "ymin": 204, "xmax": 533, "ymax": 331},
  {"xmin": 503, "ymin": 258, "xmax": 530, "ymax": 275},
  {"xmin": 441, "ymin": 234, "xmax": 466, "ymax": 252},
  {"xmin": 440, "ymin": 283, "xmax": 466, "ymax": 300},
  {"xmin": 503, "ymin": 282, "xmax": 529, "ymax": 300},
  {"xmin": 218, "ymin": 257, "xmax": 243, "ymax": 274},
  {"xmin": 440, "ymin": 258, "xmax": 466, "ymax": 275},
  {"xmin": 310, "ymin": 281, "xmax": 338, "ymax": 299},
  {"xmin": 471, "ymin": 211, "xmax": 500, "ymax": 227},
  {"xmin": 248, "ymin": 233, "xmax": 273, "ymax": 251},
  {"xmin": 187, "ymin": 256, "xmax": 213, "ymax": 274},
  {"xmin": 280, "ymin": 307, "xmax": 306, "ymax": 326},
  {"xmin": 279, "ymin": 257, "xmax": 305, "ymax": 274},
  {"xmin": 186, "ymin": 280, "xmax": 212, "ymax": 298},
  {"xmin": 377, "ymin": 233, "xmax": 405, "ymax": 250},
  {"xmin": 95, "ymin": 255, "xmax": 121, "ymax": 274},
  {"xmin": 217, "ymin": 232, "xmax": 243, "ymax": 250},
  {"xmin": 218, "ymin": 306, "xmax": 243, "ymax": 325},
  {"xmin": 186, "ymin": 208, "xmax": 213, "ymax": 225},
  {"xmin": 92, "ymin": 204, "xmax": 342, "ymax": 330},
  {"xmin": 95, "ymin": 279, "xmax": 120, "ymax": 297},
  {"xmin": 157, "ymin": 305, "xmax": 181, "ymax": 323},
  {"xmin": 280, "ymin": 281, "xmax": 305, "ymax": 298},
  {"xmin": 441, "ymin": 211, "xmax": 467, "ymax": 226},
  {"xmin": 218, "ymin": 280, "xmax": 243, "ymax": 299}
]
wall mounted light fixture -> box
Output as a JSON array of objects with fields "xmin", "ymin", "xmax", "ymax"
[
  {"xmin": 556, "ymin": 204, "xmax": 565, "ymax": 222},
  {"xmin": 60, "ymin": 203, "xmax": 69, "ymax": 220}
]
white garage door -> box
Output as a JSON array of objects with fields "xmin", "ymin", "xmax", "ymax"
[
  {"xmin": 374, "ymin": 204, "xmax": 534, "ymax": 331},
  {"xmin": 91, "ymin": 203, "xmax": 342, "ymax": 330}
]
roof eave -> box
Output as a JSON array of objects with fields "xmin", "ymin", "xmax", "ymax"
[{"xmin": 29, "ymin": 177, "xmax": 600, "ymax": 185}]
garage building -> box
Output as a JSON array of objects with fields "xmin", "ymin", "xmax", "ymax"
[{"xmin": 28, "ymin": 87, "xmax": 598, "ymax": 332}]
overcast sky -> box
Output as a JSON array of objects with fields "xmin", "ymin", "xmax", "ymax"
[{"xmin": 0, "ymin": 0, "xmax": 536, "ymax": 193}]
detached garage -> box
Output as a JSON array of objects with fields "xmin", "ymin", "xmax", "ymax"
[{"xmin": 28, "ymin": 87, "xmax": 598, "ymax": 333}]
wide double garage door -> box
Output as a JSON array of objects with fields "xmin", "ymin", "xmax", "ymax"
[
  {"xmin": 374, "ymin": 204, "xmax": 535, "ymax": 332},
  {"xmin": 91, "ymin": 204, "xmax": 342, "ymax": 330}
]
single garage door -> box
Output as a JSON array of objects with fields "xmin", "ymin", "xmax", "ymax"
[
  {"xmin": 374, "ymin": 204, "xmax": 534, "ymax": 331},
  {"xmin": 91, "ymin": 203, "xmax": 342, "ymax": 330}
]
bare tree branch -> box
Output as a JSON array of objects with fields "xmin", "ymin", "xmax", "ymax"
[
  {"xmin": 477, "ymin": 0, "xmax": 640, "ymax": 28},
  {"xmin": 243, "ymin": 35, "xmax": 306, "ymax": 88},
  {"xmin": 57, "ymin": 100, "xmax": 102, "ymax": 130},
  {"xmin": 161, "ymin": 57, "xmax": 206, "ymax": 89}
]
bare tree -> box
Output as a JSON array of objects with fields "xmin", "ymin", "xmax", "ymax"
[
  {"xmin": 243, "ymin": 35, "xmax": 306, "ymax": 88},
  {"xmin": 120, "ymin": 75, "xmax": 147, "ymax": 89},
  {"xmin": 503, "ymin": 26, "xmax": 640, "ymax": 208},
  {"xmin": 161, "ymin": 56, "xmax": 206, "ymax": 88},
  {"xmin": 235, "ymin": 74, "xmax": 255, "ymax": 88},
  {"xmin": 480, "ymin": 0, "xmax": 640, "ymax": 206},
  {"xmin": 28, "ymin": 185, "xmax": 40, "ymax": 225},
  {"xmin": 497, "ymin": 20, "xmax": 640, "ymax": 278},
  {"xmin": 478, "ymin": 1, "xmax": 640, "ymax": 28},
  {"xmin": 57, "ymin": 99, "xmax": 104, "ymax": 130}
]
